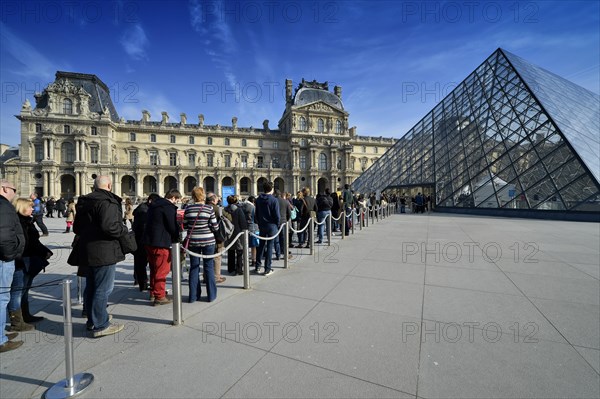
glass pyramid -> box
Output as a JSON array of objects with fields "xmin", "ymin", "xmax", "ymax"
[{"xmin": 352, "ymin": 48, "xmax": 600, "ymax": 214}]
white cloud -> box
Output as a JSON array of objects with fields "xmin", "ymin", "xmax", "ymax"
[
  {"xmin": 189, "ymin": 0, "xmax": 239, "ymax": 88},
  {"xmin": 0, "ymin": 22, "xmax": 60, "ymax": 81},
  {"xmin": 120, "ymin": 24, "xmax": 149, "ymax": 61}
]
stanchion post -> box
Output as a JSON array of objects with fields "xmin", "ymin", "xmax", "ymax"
[
  {"xmin": 72, "ymin": 277, "xmax": 84, "ymax": 306},
  {"xmin": 371, "ymin": 206, "xmax": 375, "ymax": 225},
  {"xmin": 44, "ymin": 280, "xmax": 94, "ymax": 399},
  {"xmin": 243, "ymin": 230, "xmax": 250, "ymax": 289},
  {"xmin": 341, "ymin": 210, "xmax": 345, "ymax": 240},
  {"xmin": 171, "ymin": 243, "xmax": 182, "ymax": 326},
  {"xmin": 284, "ymin": 223, "xmax": 289, "ymax": 269},
  {"xmin": 359, "ymin": 210, "xmax": 363, "ymax": 230},
  {"xmin": 327, "ymin": 214, "xmax": 332, "ymax": 246},
  {"xmin": 309, "ymin": 217, "xmax": 314, "ymax": 255},
  {"xmin": 351, "ymin": 209, "xmax": 355, "ymax": 234}
]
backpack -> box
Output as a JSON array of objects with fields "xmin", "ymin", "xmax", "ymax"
[{"xmin": 214, "ymin": 214, "xmax": 235, "ymax": 243}]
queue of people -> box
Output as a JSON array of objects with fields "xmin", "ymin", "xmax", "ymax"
[{"xmin": 1, "ymin": 178, "xmax": 403, "ymax": 348}]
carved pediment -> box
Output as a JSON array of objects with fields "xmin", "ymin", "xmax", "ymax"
[
  {"xmin": 296, "ymin": 101, "xmax": 344, "ymax": 114},
  {"xmin": 46, "ymin": 78, "xmax": 91, "ymax": 97}
]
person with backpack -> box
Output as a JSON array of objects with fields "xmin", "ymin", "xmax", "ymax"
[
  {"xmin": 183, "ymin": 187, "xmax": 218, "ymax": 302},
  {"xmin": 253, "ymin": 181, "xmax": 280, "ymax": 276},
  {"xmin": 224, "ymin": 195, "xmax": 248, "ymax": 276}
]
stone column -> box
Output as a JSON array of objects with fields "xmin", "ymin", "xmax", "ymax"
[
  {"xmin": 43, "ymin": 139, "xmax": 48, "ymax": 160},
  {"xmin": 177, "ymin": 173, "xmax": 184, "ymax": 195},
  {"xmin": 75, "ymin": 140, "xmax": 80, "ymax": 161},
  {"xmin": 214, "ymin": 172, "xmax": 221, "ymax": 198},
  {"xmin": 136, "ymin": 172, "xmax": 143, "ymax": 197},
  {"xmin": 112, "ymin": 172, "xmax": 120, "ymax": 197},
  {"xmin": 75, "ymin": 172, "xmax": 81, "ymax": 196},
  {"xmin": 157, "ymin": 174, "xmax": 164, "ymax": 195},
  {"xmin": 80, "ymin": 141, "xmax": 86, "ymax": 162},
  {"xmin": 49, "ymin": 139, "xmax": 54, "ymax": 160}
]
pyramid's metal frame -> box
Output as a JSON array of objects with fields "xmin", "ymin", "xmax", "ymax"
[{"xmin": 352, "ymin": 48, "xmax": 600, "ymax": 220}]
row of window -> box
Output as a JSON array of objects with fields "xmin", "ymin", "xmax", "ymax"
[
  {"xmin": 129, "ymin": 133, "xmax": 282, "ymax": 148},
  {"xmin": 36, "ymin": 124, "xmax": 377, "ymax": 154},
  {"xmin": 298, "ymin": 117, "xmax": 343, "ymax": 133}
]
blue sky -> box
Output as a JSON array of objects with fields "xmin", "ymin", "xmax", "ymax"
[{"xmin": 1, "ymin": 0, "xmax": 598, "ymax": 147}]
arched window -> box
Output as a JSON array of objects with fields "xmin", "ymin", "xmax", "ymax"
[
  {"xmin": 299, "ymin": 116, "xmax": 307, "ymax": 131},
  {"xmin": 319, "ymin": 153, "xmax": 327, "ymax": 171},
  {"xmin": 241, "ymin": 138, "xmax": 247, "ymax": 147},
  {"xmin": 317, "ymin": 119, "xmax": 324, "ymax": 133},
  {"xmin": 63, "ymin": 98, "xmax": 73, "ymax": 114},
  {"xmin": 188, "ymin": 136, "xmax": 194, "ymax": 144},
  {"xmin": 336, "ymin": 120, "xmax": 342, "ymax": 133}
]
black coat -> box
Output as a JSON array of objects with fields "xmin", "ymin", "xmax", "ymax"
[
  {"xmin": 142, "ymin": 197, "xmax": 180, "ymax": 249},
  {"xmin": 73, "ymin": 189, "xmax": 129, "ymax": 267},
  {"xmin": 316, "ymin": 194, "xmax": 333, "ymax": 211},
  {"xmin": 0, "ymin": 196, "xmax": 25, "ymax": 262},
  {"xmin": 16, "ymin": 214, "xmax": 52, "ymax": 274},
  {"xmin": 225, "ymin": 204, "xmax": 248, "ymax": 251}
]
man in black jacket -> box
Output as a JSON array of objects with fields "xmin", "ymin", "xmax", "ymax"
[
  {"xmin": 299, "ymin": 187, "xmax": 317, "ymax": 248},
  {"xmin": 273, "ymin": 189, "xmax": 291, "ymax": 260},
  {"xmin": 74, "ymin": 175, "xmax": 128, "ymax": 338},
  {"xmin": 0, "ymin": 179, "xmax": 25, "ymax": 352},
  {"xmin": 254, "ymin": 181, "xmax": 280, "ymax": 276}
]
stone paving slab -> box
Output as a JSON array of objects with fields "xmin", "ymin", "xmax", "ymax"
[{"xmin": 1, "ymin": 213, "xmax": 598, "ymax": 399}]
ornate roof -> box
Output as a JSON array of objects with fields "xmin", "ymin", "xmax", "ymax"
[{"xmin": 293, "ymin": 79, "xmax": 344, "ymax": 111}]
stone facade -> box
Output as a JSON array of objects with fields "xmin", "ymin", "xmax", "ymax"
[{"xmin": 5, "ymin": 72, "xmax": 395, "ymax": 199}]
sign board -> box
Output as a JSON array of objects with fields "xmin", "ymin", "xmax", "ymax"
[{"xmin": 221, "ymin": 186, "xmax": 236, "ymax": 207}]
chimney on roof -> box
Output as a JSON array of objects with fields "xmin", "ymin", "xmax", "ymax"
[
  {"xmin": 334, "ymin": 85, "xmax": 342, "ymax": 99},
  {"xmin": 285, "ymin": 79, "xmax": 293, "ymax": 103}
]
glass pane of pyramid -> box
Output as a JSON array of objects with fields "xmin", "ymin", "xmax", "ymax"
[{"xmin": 352, "ymin": 49, "xmax": 600, "ymax": 215}]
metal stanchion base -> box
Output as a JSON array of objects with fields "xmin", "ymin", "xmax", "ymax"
[{"xmin": 44, "ymin": 373, "xmax": 94, "ymax": 399}]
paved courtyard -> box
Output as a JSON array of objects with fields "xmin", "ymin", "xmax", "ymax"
[{"xmin": 1, "ymin": 212, "xmax": 598, "ymax": 398}]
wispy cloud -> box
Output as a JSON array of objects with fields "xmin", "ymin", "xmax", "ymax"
[
  {"xmin": 0, "ymin": 22, "xmax": 61, "ymax": 80},
  {"xmin": 189, "ymin": 0, "xmax": 238, "ymax": 88},
  {"xmin": 120, "ymin": 24, "xmax": 149, "ymax": 61}
]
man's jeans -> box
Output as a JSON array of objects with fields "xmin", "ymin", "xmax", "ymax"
[
  {"xmin": 0, "ymin": 260, "xmax": 16, "ymax": 345},
  {"xmin": 317, "ymin": 210, "xmax": 331, "ymax": 242},
  {"xmin": 256, "ymin": 223, "xmax": 278, "ymax": 272},
  {"xmin": 85, "ymin": 264, "xmax": 116, "ymax": 332}
]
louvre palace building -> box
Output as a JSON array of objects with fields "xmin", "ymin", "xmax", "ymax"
[
  {"xmin": 352, "ymin": 49, "xmax": 599, "ymax": 221},
  {"xmin": 3, "ymin": 74, "xmax": 395, "ymax": 199}
]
